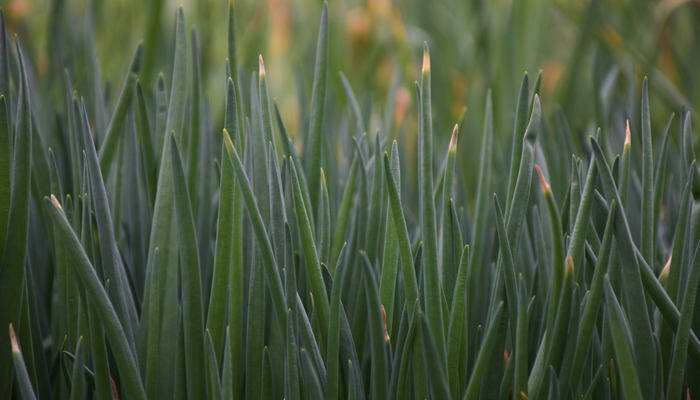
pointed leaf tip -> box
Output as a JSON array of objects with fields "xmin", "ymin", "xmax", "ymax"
[
  {"xmin": 625, "ymin": 120, "xmax": 631, "ymax": 147},
  {"xmin": 50, "ymin": 194, "xmax": 63, "ymax": 211},
  {"xmin": 532, "ymin": 93, "xmax": 541, "ymax": 109},
  {"xmin": 259, "ymin": 54, "xmax": 266, "ymax": 77},
  {"xmin": 661, "ymin": 256, "xmax": 671, "ymax": 279},
  {"xmin": 380, "ymin": 304, "xmax": 390, "ymax": 342},
  {"xmin": 222, "ymin": 129, "xmax": 233, "ymax": 151},
  {"xmin": 422, "ymin": 46, "xmax": 430, "ymax": 73},
  {"xmin": 9, "ymin": 323, "xmax": 19, "ymax": 354},
  {"xmin": 566, "ymin": 256, "xmax": 574, "ymax": 275},
  {"xmin": 449, "ymin": 124, "xmax": 458, "ymax": 152},
  {"xmin": 534, "ymin": 164, "xmax": 550, "ymax": 195}
]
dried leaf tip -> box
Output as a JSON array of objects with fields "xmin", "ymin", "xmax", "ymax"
[
  {"xmin": 565, "ymin": 256, "xmax": 574, "ymax": 275},
  {"xmin": 258, "ymin": 54, "xmax": 266, "ymax": 77},
  {"xmin": 380, "ymin": 304, "xmax": 390, "ymax": 342},
  {"xmin": 503, "ymin": 348, "xmax": 509, "ymax": 364},
  {"xmin": 9, "ymin": 323, "xmax": 20, "ymax": 354},
  {"xmin": 534, "ymin": 164, "xmax": 550, "ymax": 195},
  {"xmin": 421, "ymin": 45, "xmax": 430, "ymax": 73},
  {"xmin": 660, "ymin": 256, "xmax": 671, "ymax": 279},
  {"xmin": 222, "ymin": 129, "xmax": 233, "ymax": 151},
  {"xmin": 449, "ymin": 124, "xmax": 459, "ymax": 153},
  {"xmin": 624, "ymin": 120, "xmax": 631, "ymax": 147},
  {"xmin": 50, "ymin": 194, "xmax": 63, "ymax": 212}
]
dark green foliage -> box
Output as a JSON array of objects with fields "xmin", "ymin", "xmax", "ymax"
[{"xmin": 1, "ymin": 2, "xmax": 700, "ymax": 400}]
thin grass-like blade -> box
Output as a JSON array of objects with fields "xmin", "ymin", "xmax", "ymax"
[
  {"xmin": 222, "ymin": 327, "xmax": 233, "ymax": 400},
  {"xmin": 305, "ymin": 3, "xmax": 329, "ymax": 210},
  {"xmin": 666, "ymin": 242, "xmax": 700, "ymax": 400},
  {"xmin": 506, "ymin": 74, "xmax": 530, "ymax": 207},
  {"xmin": 535, "ymin": 165, "xmax": 564, "ymax": 339},
  {"xmin": 76, "ymin": 98, "xmax": 137, "ymax": 344},
  {"xmin": 186, "ymin": 31, "xmax": 203, "ymax": 210},
  {"xmin": 652, "ymin": 114, "xmax": 673, "ymax": 237},
  {"xmin": 245, "ymin": 254, "xmax": 264, "ymax": 399},
  {"xmin": 468, "ymin": 90, "xmax": 493, "ymax": 328},
  {"xmin": 565, "ymin": 155, "xmax": 596, "ymax": 270},
  {"xmin": 604, "ymin": 277, "xmax": 644, "ymax": 400},
  {"xmin": 222, "ymin": 130, "xmax": 286, "ymax": 325},
  {"xmin": 326, "ymin": 243, "xmax": 347, "ymax": 400},
  {"xmin": 86, "ymin": 300, "xmax": 112, "ymax": 400},
  {"xmin": 224, "ymin": 82, "xmax": 245, "ymax": 400},
  {"xmin": 207, "ymin": 122, "xmax": 237, "ymax": 361},
  {"xmin": 205, "ymin": 330, "xmax": 222, "ymax": 399},
  {"xmin": 447, "ymin": 245, "xmax": 469, "ymax": 397},
  {"xmin": 328, "ymin": 73, "xmax": 363, "ymax": 270},
  {"xmin": 360, "ymin": 251, "xmax": 389, "ymax": 399},
  {"xmin": 227, "ymin": 0, "xmax": 244, "ymax": 138},
  {"xmin": 300, "ymin": 347, "xmax": 325, "ymax": 399},
  {"xmin": 9, "ymin": 324, "xmax": 37, "ymax": 400},
  {"xmin": 68, "ymin": 337, "xmax": 85, "ymax": 400},
  {"xmin": 463, "ymin": 302, "xmax": 504, "ymax": 400},
  {"xmin": 507, "ymin": 95, "xmax": 540, "ymax": 242},
  {"xmin": 418, "ymin": 44, "xmax": 446, "ymax": 363},
  {"xmin": 382, "ymin": 149, "xmax": 419, "ymax": 306},
  {"xmin": 366, "ymin": 136, "xmax": 384, "ymax": 261},
  {"xmin": 379, "ymin": 143, "xmax": 401, "ymax": 330},
  {"xmin": 665, "ymin": 163, "xmax": 695, "ymax": 303},
  {"xmin": 98, "ymin": 44, "xmax": 142, "ymax": 177},
  {"xmin": 134, "ymin": 82, "xmax": 158, "ymax": 205},
  {"xmin": 418, "ymin": 308, "xmax": 452, "ymax": 400},
  {"xmin": 0, "ymin": 96, "xmax": 9, "ymax": 257},
  {"xmin": 0, "ymin": 12, "xmax": 11, "ymax": 109},
  {"xmin": 514, "ymin": 273, "xmax": 528, "ymax": 398},
  {"xmin": 493, "ymin": 195, "xmax": 519, "ymax": 331},
  {"xmin": 441, "ymin": 125, "xmax": 459, "ymax": 300},
  {"xmin": 284, "ymin": 223, "xmax": 301, "ymax": 400},
  {"xmin": 170, "ymin": 135, "xmax": 206, "ymax": 398},
  {"xmin": 640, "ymin": 78, "xmax": 654, "ymax": 265},
  {"xmin": 290, "ymin": 157, "xmax": 330, "ymax": 344}
]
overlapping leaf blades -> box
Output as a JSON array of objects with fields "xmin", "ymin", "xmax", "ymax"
[{"xmin": 1, "ymin": 2, "xmax": 699, "ymax": 400}]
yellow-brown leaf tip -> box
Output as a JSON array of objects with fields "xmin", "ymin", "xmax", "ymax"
[
  {"xmin": 421, "ymin": 47, "xmax": 430, "ymax": 73},
  {"xmin": 624, "ymin": 120, "xmax": 631, "ymax": 147},
  {"xmin": 9, "ymin": 323, "xmax": 19, "ymax": 354},
  {"xmin": 566, "ymin": 256, "xmax": 574, "ymax": 275},
  {"xmin": 50, "ymin": 194, "xmax": 63, "ymax": 212},
  {"xmin": 449, "ymin": 124, "xmax": 458, "ymax": 153},
  {"xmin": 661, "ymin": 256, "xmax": 671, "ymax": 279},
  {"xmin": 222, "ymin": 129, "xmax": 233, "ymax": 151},
  {"xmin": 534, "ymin": 164, "xmax": 550, "ymax": 195},
  {"xmin": 258, "ymin": 54, "xmax": 266, "ymax": 77},
  {"xmin": 380, "ymin": 304, "xmax": 390, "ymax": 342}
]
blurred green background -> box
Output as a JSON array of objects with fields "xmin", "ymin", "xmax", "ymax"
[{"xmin": 2, "ymin": 0, "xmax": 699, "ymax": 180}]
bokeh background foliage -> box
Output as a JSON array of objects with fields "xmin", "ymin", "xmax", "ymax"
[{"xmin": 4, "ymin": 0, "xmax": 700, "ymax": 149}]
